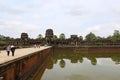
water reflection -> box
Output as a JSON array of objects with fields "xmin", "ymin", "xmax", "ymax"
[
  {"xmin": 111, "ymin": 56, "xmax": 120, "ymax": 64},
  {"xmin": 35, "ymin": 47, "xmax": 120, "ymax": 80},
  {"xmin": 53, "ymin": 47, "xmax": 120, "ymax": 66},
  {"xmin": 87, "ymin": 57, "xmax": 97, "ymax": 65},
  {"xmin": 59, "ymin": 59, "xmax": 65, "ymax": 68}
]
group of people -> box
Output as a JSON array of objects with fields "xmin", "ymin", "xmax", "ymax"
[
  {"xmin": 33, "ymin": 44, "xmax": 41, "ymax": 48},
  {"xmin": 6, "ymin": 45, "xmax": 16, "ymax": 56}
]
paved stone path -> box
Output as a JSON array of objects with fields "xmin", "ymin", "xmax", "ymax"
[{"xmin": 0, "ymin": 46, "xmax": 51, "ymax": 65}]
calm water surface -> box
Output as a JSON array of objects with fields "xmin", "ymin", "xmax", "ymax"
[{"xmin": 35, "ymin": 48, "xmax": 120, "ymax": 80}]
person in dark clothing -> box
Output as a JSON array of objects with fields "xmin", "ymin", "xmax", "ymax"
[{"xmin": 11, "ymin": 45, "xmax": 15, "ymax": 56}]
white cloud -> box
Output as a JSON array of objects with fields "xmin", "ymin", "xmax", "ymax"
[
  {"xmin": 111, "ymin": 23, "xmax": 120, "ymax": 30},
  {"xmin": 0, "ymin": 16, "xmax": 40, "ymax": 38},
  {"xmin": 31, "ymin": 14, "xmax": 41, "ymax": 20},
  {"xmin": 86, "ymin": 25, "xmax": 101, "ymax": 32},
  {"xmin": 82, "ymin": 23, "xmax": 120, "ymax": 37},
  {"xmin": 0, "ymin": 4, "xmax": 25, "ymax": 15}
]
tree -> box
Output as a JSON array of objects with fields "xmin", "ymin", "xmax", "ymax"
[
  {"xmin": 37, "ymin": 34, "xmax": 43, "ymax": 40},
  {"xmin": 52, "ymin": 35, "xmax": 57, "ymax": 41},
  {"xmin": 59, "ymin": 33, "xmax": 65, "ymax": 40},
  {"xmin": 113, "ymin": 30, "xmax": 120, "ymax": 40},
  {"xmin": 96, "ymin": 36, "xmax": 104, "ymax": 40},
  {"xmin": 0, "ymin": 35, "xmax": 14, "ymax": 40},
  {"xmin": 107, "ymin": 35, "xmax": 112, "ymax": 40},
  {"xmin": 5, "ymin": 36, "xmax": 11, "ymax": 40},
  {"xmin": 113, "ymin": 30, "xmax": 120, "ymax": 36},
  {"xmin": 79, "ymin": 36, "xmax": 83, "ymax": 41},
  {"xmin": 85, "ymin": 32, "xmax": 96, "ymax": 41},
  {"xmin": 0, "ymin": 35, "xmax": 5, "ymax": 40}
]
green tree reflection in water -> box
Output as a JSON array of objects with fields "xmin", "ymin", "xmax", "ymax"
[
  {"xmin": 46, "ymin": 57, "xmax": 54, "ymax": 69},
  {"xmin": 35, "ymin": 47, "xmax": 120, "ymax": 80},
  {"xmin": 111, "ymin": 56, "xmax": 120, "ymax": 64},
  {"xmin": 87, "ymin": 57, "xmax": 97, "ymax": 65},
  {"xmin": 59, "ymin": 59, "xmax": 66, "ymax": 68},
  {"xmin": 79, "ymin": 56, "xmax": 83, "ymax": 63}
]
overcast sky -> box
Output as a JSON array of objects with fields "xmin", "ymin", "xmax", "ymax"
[{"xmin": 0, "ymin": 0, "xmax": 120, "ymax": 38}]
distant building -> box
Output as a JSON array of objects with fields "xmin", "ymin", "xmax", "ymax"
[
  {"xmin": 70, "ymin": 35, "xmax": 78, "ymax": 40},
  {"xmin": 45, "ymin": 29, "xmax": 54, "ymax": 45},
  {"xmin": 21, "ymin": 33, "xmax": 29, "ymax": 40},
  {"xmin": 45, "ymin": 29, "xmax": 54, "ymax": 39}
]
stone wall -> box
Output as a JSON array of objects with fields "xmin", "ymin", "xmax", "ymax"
[{"xmin": 0, "ymin": 47, "xmax": 52, "ymax": 80}]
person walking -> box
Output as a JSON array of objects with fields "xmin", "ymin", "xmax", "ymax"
[
  {"xmin": 11, "ymin": 45, "xmax": 15, "ymax": 56},
  {"xmin": 6, "ymin": 45, "xmax": 11, "ymax": 56}
]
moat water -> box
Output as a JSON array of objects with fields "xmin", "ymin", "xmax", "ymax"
[{"xmin": 35, "ymin": 47, "xmax": 120, "ymax": 80}]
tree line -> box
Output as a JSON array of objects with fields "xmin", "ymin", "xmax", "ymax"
[
  {"xmin": 0, "ymin": 35, "xmax": 14, "ymax": 46},
  {"xmin": 37, "ymin": 30, "xmax": 120, "ymax": 41},
  {"xmin": 1, "ymin": 30, "xmax": 120, "ymax": 46}
]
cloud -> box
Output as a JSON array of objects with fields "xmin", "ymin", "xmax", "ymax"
[
  {"xmin": 86, "ymin": 25, "xmax": 101, "ymax": 32},
  {"xmin": 111, "ymin": 23, "xmax": 120, "ymax": 30},
  {"xmin": 81, "ymin": 25, "xmax": 103, "ymax": 37},
  {"xmin": 31, "ymin": 14, "xmax": 41, "ymax": 20},
  {"xmin": 0, "ymin": 0, "xmax": 120, "ymax": 38},
  {"xmin": 0, "ymin": 16, "xmax": 40, "ymax": 38},
  {"xmin": 0, "ymin": 4, "xmax": 25, "ymax": 15},
  {"xmin": 82, "ymin": 23, "xmax": 120, "ymax": 37},
  {"xmin": 66, "ymin": 7, "xmax": 88, "ymax": 16},
  {"xmin": 60, "ymin": 1, "xmax": 89, "ymax": 17}
]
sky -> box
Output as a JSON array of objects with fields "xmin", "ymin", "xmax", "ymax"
[{"xmin": 0, "ymin": 0, "xmax": 120, "ymax": 39}]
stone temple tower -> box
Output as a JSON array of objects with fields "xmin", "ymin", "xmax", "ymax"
[
  {"xmin": 45, "ymin": 29, "xmax": 54, "ymax": 45},
  {"xmin": 21, "ymin": 33, "xmax": 29, "ymax": 45},
  {"xmin": 21, "ymin": 33, "xmax": 28, "ymax": 40}
]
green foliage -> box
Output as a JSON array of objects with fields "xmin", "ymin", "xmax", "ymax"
[
  {"xmin": 113, "ymin": 30, "xmax": 120, "ymax": 40},
  {"xmin": 96, "ymin": 36, "xmax": 104, "ymax": 40},
  {"xmin": 107, "ymin": 35, "xmax": 112, "ymax": 40},
  {"xmin": 79, "ymin": 36, "xmax": 83, "ymax": 40},
  {"xmin": 0, "ymin": 40, "xmax": 6, "ymax": 46},
  {"xmin": 37, "ymin": 34, "xmax": 43, "ymax": 40},
  {"xmin": 59, "ymin": 33, "xmax": 65, "ymax": 40},
  {"xmin": 85, "ymin": 32, "xmax": 96, "ymax": 41},
  {"xmin": 52, "ymin": 35, "xmax": 58, "ymax": 41},
  {"xmin": 107, "ymin": 30, "xmax": 120, "ymax": 41},
  {"xmin": 0, "ymin": 35, "xmax": 5, "ymax": 40},
  {"xmin": 0, "ymin": 35, "xmax": 14, "ymax": 40}
]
